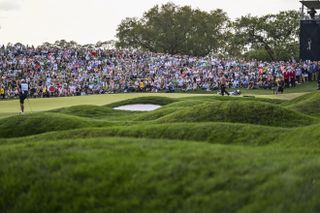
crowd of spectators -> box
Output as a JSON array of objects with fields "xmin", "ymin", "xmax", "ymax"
[{"xmin": 0, "ymin": 43, "xmax": 320, "ymax": 99}]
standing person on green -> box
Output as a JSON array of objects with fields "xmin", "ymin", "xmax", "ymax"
[
  {"xmin": 18, "ymin": 79, "xmax": 29, "ymax": 114},
  {"xmin": 219, "ymin": 73, "xmax": 229, "ymax": 96}
]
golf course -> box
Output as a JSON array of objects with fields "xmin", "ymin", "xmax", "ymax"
[{"xmin": 1, "ymin": 84, "xmax": 320, "ymax": 213}]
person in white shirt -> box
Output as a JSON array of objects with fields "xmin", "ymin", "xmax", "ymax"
[{"xmin": 18, "ymin": 79, "xmax": 29, "ymax": 113}]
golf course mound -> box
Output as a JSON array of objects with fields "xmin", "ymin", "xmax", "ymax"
[
  {"xmin": 277, "ymin": 123, "xmax": 320, "ymax": 147},
  {"xmin": 0, "ymin": 113, "xmax": 91, "ymax": 138},
  {"xmin": 2, "ymin": 92, "xmax": 320, "ymax": 213},
  {"xmin": 21, "ymin": 122, "xmax": 285, "ymax": 146},
  {"xmin": 52, "ymin": 105, "xmax": 140, "ymax": 120},
  {"xmin": 284, "ymin": 92, "xmax": 320, "ymax": 116},
  {"xmin": 182, "ymin": 95, "xmax": 286, "ymax": 105},
  {"xmin": 153, "ymin": 100, "xmax": 317, "ymax": 127},
  {"xmin": 107, "ymin": 96, "xmax": 176, "ymax": 108},
  {"xmin": 133, "ymin": 100, "xmax": 206, "ymax": 121},
  {"xmin": 158, "ymin": 99, "xmax": 206, "ymax": 108},
  {"xmin": 2, "ymin": 137, "xmax": 320, "ymax": 213}
]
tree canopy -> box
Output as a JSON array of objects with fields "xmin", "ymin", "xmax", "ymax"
[
  {"xmin": 116, "ymin": 3, "xmax": 229, "ymax": 56},
  {"xmin": 116, "ymin": 3, "xmax": 300, "ymax": 61},
  {"xmin": 233, "ymin": 10, "xmax": 300, "ymax": 61}
]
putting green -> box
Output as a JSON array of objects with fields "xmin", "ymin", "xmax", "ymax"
[
  {"xmin": 0, "ymin": 81, "xmax": 316, "ymax": 117},
  {"xmin": 0, "ymin": 93, "xmax": 209, "ymax": 115},
  {"xmin": 0, "ymin": 91, "xmax": 310, "ymax": 119}
]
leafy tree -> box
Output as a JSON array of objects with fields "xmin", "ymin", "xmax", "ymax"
[
  {"xmin": 116, "ymin": 18, "xmax": 145, "ymax": 50},
  {"xmin": 116, "ymin": 2, "xmax": 229, "ymax": 56},
  {"xmin": 233, "ymin": 10, "xmax": 300, "ymax": 61}
]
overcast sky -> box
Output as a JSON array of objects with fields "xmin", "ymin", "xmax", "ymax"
[{"xmin": 0, "ymin": 0, "xmax": 300, "ymax": 45}]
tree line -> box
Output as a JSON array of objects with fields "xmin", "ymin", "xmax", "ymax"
[{"xmin": 116, "ymin": 2, "xmax": 300, "ymax": 61}]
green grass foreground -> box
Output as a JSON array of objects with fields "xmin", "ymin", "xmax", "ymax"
[
  {"xmin": 1, "ymin": 88, "xmax": 320, "ymax": 213},
  {"xmin": 2, "ymin": 137, "xmax": 320, "ymax": 213}
]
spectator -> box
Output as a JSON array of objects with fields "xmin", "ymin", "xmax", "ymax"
[
  {"xmin": 0, "ymin": 85, "xmax": 5, "ymax": 99},
  {"xmin": 0, "ymin": 43, "xmax": 318, "ymax": 99}
]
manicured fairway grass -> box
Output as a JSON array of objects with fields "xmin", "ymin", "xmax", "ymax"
[
  {"xmin": 0, "ymin": 81, "xmax": 317, "ymax": 117},
  {"xmin": 1, "ymin": 88, "xmax": 320, "ymax": 213},
  {"xmin": 0, "ymin": 93, "xmax": 207, "ymax": 116}
]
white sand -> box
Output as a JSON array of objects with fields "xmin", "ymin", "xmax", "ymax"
[{"xmin": 113, "ymin": 104, "xmax": 161, "ymax": 112}]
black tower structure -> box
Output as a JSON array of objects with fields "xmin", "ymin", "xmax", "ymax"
[{"xmin": 300, "ymin": 1, "xmax": 320, "ymax": 60}]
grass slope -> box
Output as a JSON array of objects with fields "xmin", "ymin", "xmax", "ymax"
[
  {"xmin": 284, "ymin": 92, "xmax": 320, "ymax": 117},
  {"xmin": 106, "ymin": 96, "xmax": 176, "ymax": 107},
  {"xmin": 277, "ymin": 124, "xmax": 320, "ymax": 148},
  {"xmin": 0, "ymin": 113, "xmax": 92, "ymax": 138},
  {"xmin": 180, "ymin": 95, "xmax": 286, "ymax": 105},
  {"xmin": 2, "ymin": 137, "xmax": 320, "ymax": 213},
  {"xmin": 2, "ymin": 92, "xmax": 320, "ymax": 212},
  {"xmin": 12, "ymin": 122, "xmax": 285, "ymax": 146},
  {"xmin": 0, "ymin": 96, "xmax": 318, "ymax": 139},
  {"xmin": 153, "ymin": 101, "xmax": 317, "ymax": 127},
  {"xmin": 51, "ymin": 105, "xmax": 141, "ymax": 120}
]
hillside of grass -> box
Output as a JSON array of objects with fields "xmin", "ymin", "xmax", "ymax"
[
  {"xmin": 0, "ymin": 96, "xmax": 319, "ymax": 139},
  {"xmin": 152, "ymin": 101, "xmax": 318, "ymax": 127},
  {"xmin": 180, "ymin": 95, "xmax": 286, "ymax": 105},
  {"xmin": 283, "ymin": 92, "xmax": 320, "ymax": 117},
  {"xmin": 2, "ymin": 137, "xmax": 320, "ymax": 213},
  {"xmin": 10, "ymin": 122, "xmax": 284, "ymax": 146},
  {"xmin": 2, "ymin": 93, "xmax": 320, "ymax": 212},
  {"xmin": 0, "ymin": 112, "xmax": 131, "ymax": 138},
  {"xmin": 106, "ymin": 96, "xmax": 176, "ymax": 107},
  {"xmin": 0, "ymin": 113, "xmax": 94, "ymax": 138},
  {"xmin": 51, "ymin": 105, "xmax": 142, "ymax": 120},
  {"xmin": 277, "ymin": 124, "xmax": 320, "ymax": 148}
]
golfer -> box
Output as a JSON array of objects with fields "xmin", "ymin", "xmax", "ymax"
[
  {"xmin": 219, "ymin": 73, "xmax": 230, "ymax": 96},
  {"xmin": 18, "ymin": 79, "xmax": 29, "ymax": 114}
]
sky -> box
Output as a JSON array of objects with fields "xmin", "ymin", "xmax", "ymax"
[{"xmin": 0, "ymin": 0, "xmax": 300, "ymax": 45}]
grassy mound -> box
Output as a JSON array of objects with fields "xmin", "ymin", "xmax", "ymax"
[
  {"xmin": 52, "ymin": 105, "xmax": 140, "ymax": 120},
  {"xmin": 107, "ymin": 96, "xmax": 176, "ymax": 108},
  {"xmin": 134, "ymin": 98, "xmax": 286, "ymax": 122},
  {"xmin": 0, "ymin": 113, "xmax": 91, "ymax": 138},
  {"xmin": 180, "ymin": 95, "xmax": 285, "ymax": 105},
  {"xmin": 9, "ymin": 123, "xmax": 320, "ymax": 149},
  {"xmin": 277, "ymin": 124, "xmax": 320, "ymax": 147},
  {"xmin": 159, "ymin": 100, "xmax": 205, "ymax": 108},
  {"xmin": 2, "ymin": 92, "xmax": 320, "ymax": 212},
  {"xmin": 284, "ymin": 92, "xmax": 320, "ymax": 116},
  {"xmin": 133, "ymin": 108, "xmax": 178, "ymax": 121},
  {"xmin": 153, "ymin": 101, "xmax": 317, "ymax": 127},
  {"xmin": 284, "ymin": 92, "xmax": 317, "ymax": 105},
  {"xmin": 2, "ymin": 137, "xmax": 320, "ymax": 213},
  {"xmin": 20, "ymin": 122, "xmax": 285, "ymax": 146},
  {"xmin": 133, "ymin": 100, "xmax": 205, "ymax": 121}
]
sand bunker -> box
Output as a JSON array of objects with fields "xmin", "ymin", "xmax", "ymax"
[{"xmin": 114, "ymin": 104, "xmax": 161, "ymax": 111}]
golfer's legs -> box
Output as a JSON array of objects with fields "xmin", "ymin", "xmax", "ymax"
[
  {"xmin": 222, "ymin": 85, "xmax": 229, "ymax": 96},
  {"xmin": 221, "ymin": 85, "xmax": 229, "ymax": 96}
]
